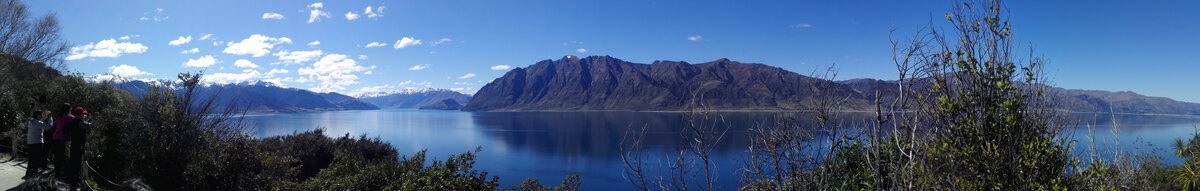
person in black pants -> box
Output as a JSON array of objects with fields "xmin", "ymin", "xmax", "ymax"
[
  {"xmin": 24, "ymin": 110, "xmax": 51, "ymax": 178},
  {"xmin": 65, "ymin": 107, "xmax": 91, "ymax": 185},
  {"xmin": 48, "ymin": 103, "xmax": 72, "ymax": 178}
]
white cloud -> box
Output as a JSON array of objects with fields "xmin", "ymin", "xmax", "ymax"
[
  {"xmin": 168, "ymin": 36, "xmax": 192, "ymax": 46},
  {"xmin": 789, "ymin": 23, "xmax": 812, "ymax": 28},
  {"xmin": 204, "ymin": 70, "xmax": 262, "ymax": 83},
  {"xmin": 118, "ymin": 35, "xmax": 134, "ymax": 40},
  {"xmin": 181, "ymin": 48, "xmax": 199, "ymax": 54},
  {"xmin": 262, "ymin": 12, "xmax": 285, "ymax": 20},
  {"xmin": 458, "ymin": 73, "xmax": 476, "ymax": 79},
  {"xmin": 688, "ymin": 35, "xmax": 703, "ymax": 41},
  {"xmin": 431, "ymin": 38, "xmax": 452, "ymax": 46},
  {"xmin": 298, "ymin": 54, "xmax": 367, "ymax": 92},
  {"xmin": 345, "ymin": 12, "xmax": 359, "ymax": 20},
  {"xmin": 357, "ymin": 54, "xmax": 368, "ymax": 60},
  {"xmin": 365, "ymin": 6, "xmax": 385, "ymax": 18},
  {"xmin": 223, "ymin": 34, "xmax": 291, "ymax": 57},
  {"xmin": 364, "ymin": 42, "xmax": 386, "ymax": 48},
  {"xmin": 393, "ymin": 37, "xmax": 421, "ymax": 49},
  {"xmin": 273, "ymin": 50, "xmax": 323, "ymax": 64},
  {"xmin": 199, "ymin": 34, "xmax": 213, "ymax": 40},
  {"xmin": 108, "ymin": 64, "xmax": 152, "ymax": 76},
  {"xmin": 234, "ymin": 59, "xmax": 259, "ymax": 68},
  {"xmin": 140, "ymin": 8, "xmax": 168, "ymax": 22},
  {"xmin": 266, "ymin": 68, "xmax": 289, "ymax": 76},
  {"xmin": 307, "ymin": 3, "xmax": 330, "ymax": 23},
  {"xmin": 65, "ymin": 38, "xmax": 149, "ymax": 60},
  {"xmin": 184, "ymin": 55, "xmax": 219, "ymax": 68},
  {"xmin": 576, "ymin": 48, "xmax": 587, "ymax": 53},
  {"xmin": 307, "ymin": 41, "xmax": 320, "ymax": 47},
  {"xmin": 408, "ymin": 64, "xmax": 429, "ymax": 71},
  {"xmin": 490, "ymin": 65, "xmax": 512, "ymax": 70}
]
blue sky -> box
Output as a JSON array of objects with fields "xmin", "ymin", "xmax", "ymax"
[{"xmin": 23, "ymin": 0, "xmax": 1200, "ymax": 102}]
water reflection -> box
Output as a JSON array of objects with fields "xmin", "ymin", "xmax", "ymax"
[{"xmin": 246, "ymin": 109, "xmax": 1198, "ymax": 190}]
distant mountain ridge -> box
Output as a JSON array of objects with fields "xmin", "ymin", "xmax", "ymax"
[
  {"xmin": 465, "ymin": 56, "xmax": 1200, "ymax": 115},
  {"xmin": 840, "ymin": 78, "xmax": 1200, "ymax": 115},
  {"xmin": 97, "ymin": 78, "xmax": 378, "ymax": 113},
  {"xmin": 357, "ymin": 88, "xmax": 472, "ymax": 109},
  {"xmin": 463, "ymin": 55, "xmax": 870, "ymax": 111}
]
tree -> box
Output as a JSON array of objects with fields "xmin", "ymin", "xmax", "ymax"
[
  {"xmin": 892, "ymin": 0, "xmax": 1071, "ymax": 189},
  {"xmin": 0, "ymin": 0, "xmax": 69, "ymax": 67}
]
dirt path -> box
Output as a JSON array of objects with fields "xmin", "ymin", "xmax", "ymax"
[{"xmin": 0, "ymin": 155, "xmax": 27, "ymax": 189}]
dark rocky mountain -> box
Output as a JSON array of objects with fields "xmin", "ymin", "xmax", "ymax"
[
  {"xmin": 463, "ymin": 55, "xmax": 871, "ymax": 111},
  {"xmin": 418, "ymin": 99, "xmax": 464, "ymax": 110},
  {"xmin": 466, "ymin": 56, "xmax": 1200, "ymax": 114},
  {"xmin": 98, "ymin": 79, "xmax": 378, "ymax": 113},
  {"xmin": 357, "ymin": 88, "xmax": 472, "ymax": 109}
]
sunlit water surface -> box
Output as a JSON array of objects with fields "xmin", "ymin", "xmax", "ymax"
[{"xmin": 243, "ymin": 109, "xmax": 1198, "ymax": 190}]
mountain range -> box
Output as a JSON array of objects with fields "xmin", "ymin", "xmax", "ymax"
[
  {"xmin": 464, "ymin": 55, "xmax": 1200, "ymax": 115},
  {"xmin": 100, "ymin": 77, "xmax": 475, "ymax": 113},
  {"xmin": 357, "ymin": 88, "xmax": 472, "ymax": 110},
  {"xmin": 100, "ymin": 79, "xmax": 378, "ymax": 113}
]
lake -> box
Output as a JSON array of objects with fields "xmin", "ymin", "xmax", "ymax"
[{"xmin": 243, "ymin": 109, "xmax": 1199, "ymax": 190}]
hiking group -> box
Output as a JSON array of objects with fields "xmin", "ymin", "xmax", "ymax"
[{"xmin": 24, "ymin": 103, "xmax": 92, "ymax": 186}]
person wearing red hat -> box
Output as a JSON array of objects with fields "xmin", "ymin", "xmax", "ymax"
[{"xmin": 65, "ymin": 106, "xmax": 92, "ymax": 185}]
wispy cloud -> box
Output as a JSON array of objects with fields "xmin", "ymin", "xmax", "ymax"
[
  {"xmin": 168, "ymin": 36, "xmax": 192, "ymax": 46},
  {"xmin": 262, "ymin": 12, "xmax": 285, "ymax": 20},
  {"xmin": 181, "ymin": 48, "xmax": 199, "ymax": 54},
  {"xmin": 184, "ymin": 55, "xmax": 219, "ymax": 68},
  {"xmin": 576, "ymin": 48, "xmax": 587, "ymax": 53},
  {"xmin": 431, "ymin": 38, "xmax": 452, "ymax": 46},
  {"xmin": 789, "ymin": 23, "xmax": 812, "ymax": 28},
  {"xmin": 65, "ymin": 38, "xmax": 148, "ymax": 60},
  {"xmin": 273, "ymin": 50, "xmax": 324, "ymax": 64},
  {"xmin": 687, "ymin": 35, "xmax": 703, "ymax": 41},
  {"xmin": 297, "ymin": 54, "xmax": 368, "ymax": 92},
  {"xmin": 394, "ymin": 37, "xmax": 421, "ymax": 49},
  {"xmin": 204, "ymin": 69, "xmax": 262, "ymax": 83},
  {"xmin": 365, "ymin": 6, "xmax": 385, "ymax": 18},
  {"xmin": 345, "ymin": 12, "xmax": 359, "ymax": 20},
  {"xmin": 139, "ymin": 8, "xmax": 168, "ymax": 22},
  {"xmin": 408, "ymin": 64, "xmax": 429, "ymax": 71},
  {"xmin": 223, "ymin": 34, "xmax": 292, "ymax": 57},
  {"xmin": 490, "ymin": 65, "xmax": 512, "ymax": 70},
  {"xmin": 307, "ymin": 41, "xmax": 320, "ymax": 48},
  {"xmin": 234, "ymin": 59, "xmax": 259, "ymax": 68},
  {"xmin": 307, "ymin": 2, "xmax": 330, "ymax": 23},
  {"xmin": 458, "ymin": 73, "xmax": 476, "ymax": 79},
  {"xmin": 109, "ymin": 64, "xmax": 152, "ymax": 76},
  {"xmin": 364, "ymin": 42, "xmax": 387, "ymax": 48}
]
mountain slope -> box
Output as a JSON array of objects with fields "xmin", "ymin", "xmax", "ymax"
[
  {"xmin": 102, "ymin": 79, "xmax": 378, "ymax": 113},
  {"xmin": 467, "ymin": 56, "xmax": 1200, "ymax": 114},
  {"xmin": 463, "ymin": 55, "xmax": 870, "ymax": 111},
  {"xmin": 357, "ymin": 88, "xmax": 472, "ymax": 109},
  {"xmin": 839, "ymin": 78, "xmax": 1200, "ymax": 115}
]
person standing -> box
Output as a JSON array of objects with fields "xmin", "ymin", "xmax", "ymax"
[
  {"xmin": 49, "ymin": 103, "xmax": 72, "ymax": 178},
  {"xmin": 23, "ymin": 110, "xmax": 51, "ymax": 178},
  {"xmin": 65, "ymin": 107, "xmax": 91, "ymax": 185}
]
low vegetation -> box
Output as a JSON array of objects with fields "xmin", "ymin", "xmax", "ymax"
[{"xmin": 1, "ymin": 0, "xmax": 1198, "ymax": 190}]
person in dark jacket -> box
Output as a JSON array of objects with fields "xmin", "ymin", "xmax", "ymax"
[
  {"xmin": 24, "ymin": 110, "xmax": 51, "ymax": 178},
  {"xmin": 65, "ymin": 107, "xmax": 91, "ymax": 185}
]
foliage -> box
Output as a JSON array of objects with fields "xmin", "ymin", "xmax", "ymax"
[{"xmin": 1173, "ymin": 134, "xmax": 1200, "ymax": 189}]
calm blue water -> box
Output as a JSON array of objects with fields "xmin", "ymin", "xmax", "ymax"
[{"xmin": 242, "ymin": 109, "xmax": 1199, "ymax": 190}]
